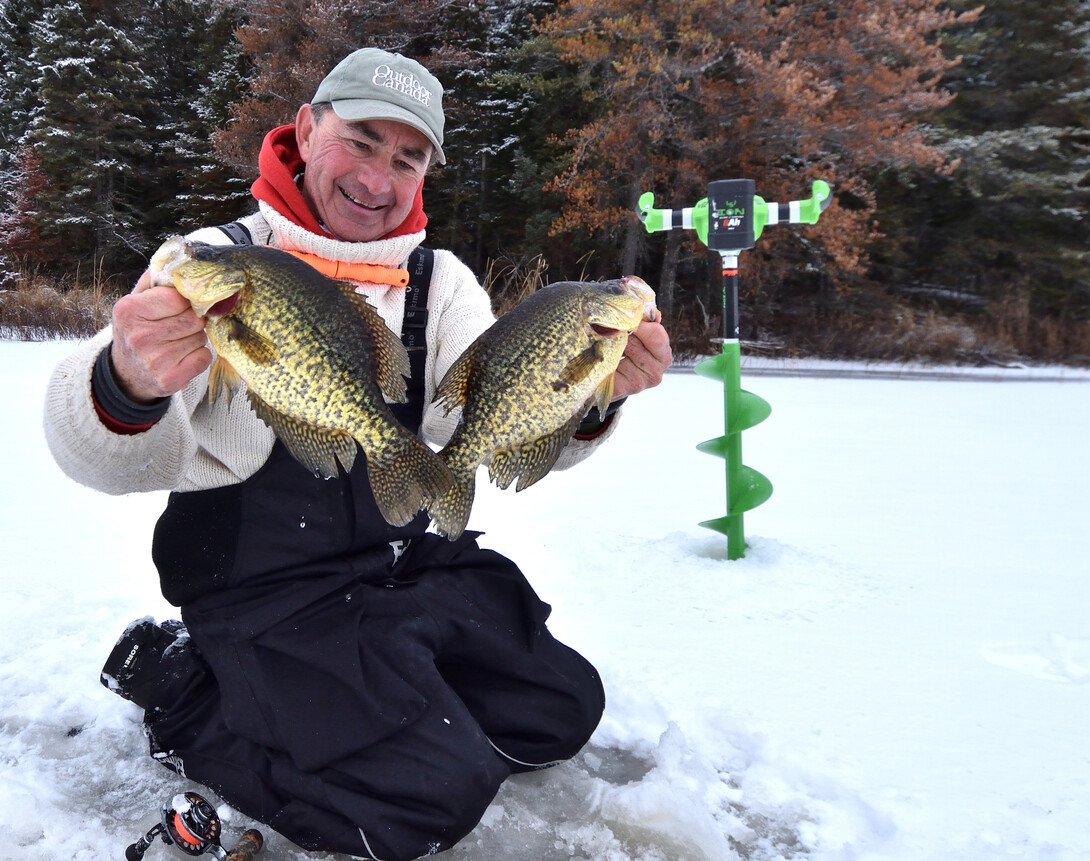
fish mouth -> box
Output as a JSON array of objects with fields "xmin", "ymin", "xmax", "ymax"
[
  {"xmin": 591, "ymin": 324, "xmax": 627, "ymax": 337},
  {"xmin": 185, "ymin": 286, "xmax": 242, "ymax": 318},
  {"xmin": 621, "ymin": 275, "xmax": 658, "ymax": 321},
  {"xmin": 587, "ymin": 275, "xmax": 657, "ymax": 336},
  {"xmin": 148, "ymin": 236, "xmax": 189, "ymax": 288},
  {"xmin": 148, "ymin": 236, "xmax": 246, "ymax": 318},
  {"xmin": 206, "ymin": 293, "xmax": 242, "ymax": 319}
]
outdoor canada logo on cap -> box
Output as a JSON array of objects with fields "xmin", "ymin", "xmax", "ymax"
[{"xmin": 312, "ymin": 48, "xmax": 447, "ymax": 164}]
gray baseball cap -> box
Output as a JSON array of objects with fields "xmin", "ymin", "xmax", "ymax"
[{"xmin": 312, "ymin": 48, "xmax": 446, "ymax": 164}]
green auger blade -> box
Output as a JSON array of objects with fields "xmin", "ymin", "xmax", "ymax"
[
  {"xmin": 699, "ymin": 464, "xmax": 773, "ymax": 559},
  {"xmin": 697, "ymin": 463, "xmax": 772, "ymax": 518},
  {"xmin": 731, "ymin": 391, "xmax": 771, "ymax": 434},
  {"xmin": 693, "ymin": 394, "xmax": 771, "ymax": 442},
  {"xmin": 693, "ymin": 356, "xmax": 771, "ymax": 433},
  {"xmin": 699, "ymin": 512, "xmax": 747, "ymax": 558},
  {"xmin": 693, "ymin": 352, "xmax": 727, "ymax": 380},
  {"xmin": 695, "ymin": 461, "xmax": 773, "ymax": 515},
  {"xmin": 697, "ymin": 514, "xmax": 732, "ymax": 536},
  {"xmin": 695, "ymin": 436, "xmax": 729, "ymax": 458},
  {"xmin": 730, "ymin": 464, "xmax": 774, "ymax": 514}
]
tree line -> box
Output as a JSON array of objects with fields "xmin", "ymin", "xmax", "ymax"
[{"xmin": 2, "ymin": 0, "xmax": 1088, "ymax": 359}]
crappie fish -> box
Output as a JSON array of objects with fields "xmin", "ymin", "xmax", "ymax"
[
  {"xmin": 149, "ymin": 237, "xmax": 451, "ymax": 527},
  {"xmin": 428, "ymin": 275, "xmax": 657, "ymax": 539}
]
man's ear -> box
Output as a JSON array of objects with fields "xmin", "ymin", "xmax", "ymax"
[{"xmin": 295, "ymin": 104, "xmax": 316, "ymax": 161}]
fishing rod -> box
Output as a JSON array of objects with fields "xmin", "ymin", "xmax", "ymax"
[{"xmin": 637, "ymin": 178, "xmax": 831, "ymax": 559}]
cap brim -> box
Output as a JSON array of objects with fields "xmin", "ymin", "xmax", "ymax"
[{"xmin": 330, "ymin": 99, "xmax": 446, "ymax": 165}]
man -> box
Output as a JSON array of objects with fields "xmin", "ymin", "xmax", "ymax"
[{"xmin": 44, "ymin": 48, "xmax": 672, "ymax": 861}]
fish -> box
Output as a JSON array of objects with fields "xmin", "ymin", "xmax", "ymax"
[
  {"xmin": 428, "ymin": 275, "xmax": 657, "ymax": 539},
  {"xmin": 149, "ymin": 236, "xmax": 452, "ymax": 527}
]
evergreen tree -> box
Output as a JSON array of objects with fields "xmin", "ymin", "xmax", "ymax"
[
  {"xmin": 135, "ymin": 0, "xmax": 250, "ymax": 236},
  {"xmin": 942, "ymin": 0, "xmax": 1090, "ymax": 132},
  {"xmin": 873, "ymin": 0, "xmax": 1090, "ymax": 322},
  {"xmin": 19, "ymin": 0, "xmax": 156, "ymax": 271},
  {"xmin": 423, "ymin": 0, "xmax": 564, "ymax": 277},
  {"xmin": 1, "ymin": 0, "xmax": 252, "ymax": 276},
  {"xmin": 0, "ymin": 0, "xmax": 46, "ymax": 174},
  {"xmin": 0, "ymin": 0, "xmax": 50, "ymax": 251}
]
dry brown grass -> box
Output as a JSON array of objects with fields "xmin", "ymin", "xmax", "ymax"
[
  {"xmin": 481, "ymin": 254, "xmax": 550, "ymax": 317},
  {"xmin": 3, "ymin": 259, "xmax": 1088, "ymax": 367},
  {"xmin": 982, "ymin": 293, "xmax": 1090, "ymax": 365},
  {"xmin": 798, "ymin": 305, "xmax": 1087, "ymax": 366},
  {"xmin": 481, "ymin": 252, "xmax": 602, "ymax": 318},
  {"xmin": 665, "ymin": 296, "xmax": 1090, "ymax": 367},
  {"xmin": 789, "ymin": 307, "xmax": 1014, "ymax": 364},
  {"xmin": 0, "ymin": 261, "xmax": 124, "ymax": 340}
]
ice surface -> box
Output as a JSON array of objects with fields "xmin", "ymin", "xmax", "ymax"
[{"xmin": 3, "ymin": 340, "xmax": 1089, "ymax": 860}]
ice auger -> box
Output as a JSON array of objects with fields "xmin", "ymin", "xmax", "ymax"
[{"xmin": 637, "ymin": 179, "xmax": 831, "ymax": 559}]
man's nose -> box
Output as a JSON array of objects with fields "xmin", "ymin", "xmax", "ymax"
[{"xmin": 356, "ymin": 160, "xmax": 393, "ymax": 195}]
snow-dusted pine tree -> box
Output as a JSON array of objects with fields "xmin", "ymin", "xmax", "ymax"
[{"xmin": 873, "ymin": 0, "xmax": 1090, "ymax": 323}]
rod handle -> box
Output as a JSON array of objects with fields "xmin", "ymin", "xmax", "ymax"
[{"xmin": 224, "ymin": 829, "xmax": 264, "ymax": 861}]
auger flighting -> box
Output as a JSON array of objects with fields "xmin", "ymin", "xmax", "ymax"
[{"xmin": 637, "ymin": 179, "xmax": 831, "ymax": 559}]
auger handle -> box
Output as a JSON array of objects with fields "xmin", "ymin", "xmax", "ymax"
[
  {"xmin": 753, "ymin": 179, "xmax": 831, "ymax": 240},
  {"xmin": 637, "ymin": 179, "xmax": 831, "ymax": 248},
  {"xmin": 637, "ymin": 191, "xmax": 710, "ymax": 246}
]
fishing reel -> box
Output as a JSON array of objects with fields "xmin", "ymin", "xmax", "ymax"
[{"xmin": 126, "ymin": 791, "xmax": 263, "ymax": 861}]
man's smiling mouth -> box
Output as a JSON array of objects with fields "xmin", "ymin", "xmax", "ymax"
[{"xmin": 341, "ymin": 188, "xmax": 382, "ymax": 210}]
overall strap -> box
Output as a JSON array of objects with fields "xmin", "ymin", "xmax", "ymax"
[
  {"xmin": 215, "ymin": 221, "xmax": 253, "ymax": 246},
  {"xmin": 400, "ymin": 247, "xmax": 433, "ymax": 431}
]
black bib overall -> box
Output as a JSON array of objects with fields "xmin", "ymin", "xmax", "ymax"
[{"xmin": 141, "ymin": 250, "xmax": 605, "ymax": 861}]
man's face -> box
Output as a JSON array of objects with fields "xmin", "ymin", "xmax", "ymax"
[{"xmin": 295, "ymin": 105, "xmax": 432, "ymax": 243}]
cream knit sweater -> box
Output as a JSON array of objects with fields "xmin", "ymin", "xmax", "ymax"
[{"xmin": 43, "ymin": 203, "xmax": 615, "ymax": 497}]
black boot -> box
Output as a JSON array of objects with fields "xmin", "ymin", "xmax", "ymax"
[{"xmin": 101, "ymin": 617, "xmax": 205, "ymax": 711}]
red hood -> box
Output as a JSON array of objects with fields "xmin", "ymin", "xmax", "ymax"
[{"xmin": 250, "ymin": 124, "xmax": 428, "ymax": 240}]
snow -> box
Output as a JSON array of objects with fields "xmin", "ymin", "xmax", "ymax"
[{"xmin": 2, "ymin": 338, "xmax": 1089, "ymax": 861}]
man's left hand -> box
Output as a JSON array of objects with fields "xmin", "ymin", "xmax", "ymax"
[{"xmin": 612, "ymin": 314, "xmax": 673, "ymax": 400}]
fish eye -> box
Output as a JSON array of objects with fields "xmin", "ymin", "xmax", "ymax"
[{"xmin": 190, "ymin": 242, "xmax": 221, "ymax": 261}]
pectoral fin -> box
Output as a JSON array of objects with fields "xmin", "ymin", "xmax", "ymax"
[
  {"xmin": 552, "ymin": 341, "xmax": 605, "ymax": 392},
  {"xmin": 228, "ymin": 317, "xmax": 278, "ymax": 366},
  {"xmin": 206, "ymin": 356, "xmax": 242, "ymax": 407},
  {"xmin": 594, "ymin": 373, "xmax": 615, "ymax": 416}
]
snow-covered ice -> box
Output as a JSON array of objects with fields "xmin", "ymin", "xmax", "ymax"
[{"xmin": 2, "ymin": 339, "xmax": 1088, "ymax": 861}]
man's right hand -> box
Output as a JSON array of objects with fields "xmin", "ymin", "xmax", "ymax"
[{"xmin": 109, "ymin": 269, "xmax": 213, "ymax": 403}]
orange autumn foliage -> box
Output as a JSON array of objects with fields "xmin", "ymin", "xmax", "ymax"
[{"xmin": 538, "ymin": 0, "xmax": 980, "ymax": 288}]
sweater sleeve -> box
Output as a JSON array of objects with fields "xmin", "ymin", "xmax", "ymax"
[
  {"xmin": 41, "ymin": 222, "xmax": 263, "ymax": 494},
  {"xmin": 42, "ymin": 328, "xmax": 201, "ymax": 494}
]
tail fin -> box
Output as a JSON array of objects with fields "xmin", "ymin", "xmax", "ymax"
[{"xmin": 368, "ymin": 436, "xmax": 453, "ymax": 527}]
